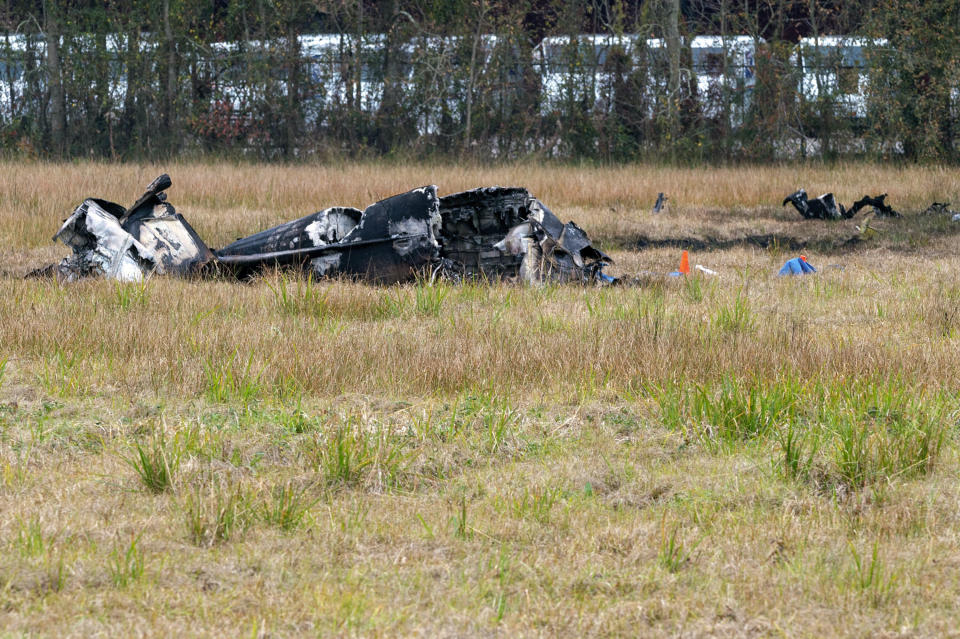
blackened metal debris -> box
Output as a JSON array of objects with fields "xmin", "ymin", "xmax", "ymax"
[
  {"xmin": 36, "ymin": 174, "xmax": 212, "ymax": 282},
  {"xmin": 783, "ymin": 189, "xmax": 901, "ymax": 220},
  {"xmin": 215, "ymin": 186, "xmax": 442, "ymax": 284},
  {"xmin": 848, "ymin": 194, "xmax": 900, "ymax": 218},
  {"xmin": 652, "ymin": 192, "xmax": 667, "ymax": 214},
  {"xmin": 434, "ymin": 186, "xmax": 613, "ymax": 284},
  {"xmin": 38, "ymin": 175, "xmax": 613, "ymax": 286},
  {"xmin": 923, "ymin": 202, "xmax": 960, "ymax": 220},
  {"xmin": 923, "ymin": 202, "xmax": 954, "ymax": 216},
  {"xmin": 492, "ymin": 198, "xmax": 613, "ymax": 285},
  {"xmin": 436, "ymin": 186, "xmax": 530, "ymax": 280},
  {"xmin": 782, "ymin": 189, "xmax": 847, "ymax": 220},
  {"xmin": 922, "ymin": 202, "xmax": 960, "ymax": 222}
]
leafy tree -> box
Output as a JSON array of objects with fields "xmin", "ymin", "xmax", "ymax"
[{"xmin": 867, "ymin": 0, "xmax": 960, "ymax": 161}]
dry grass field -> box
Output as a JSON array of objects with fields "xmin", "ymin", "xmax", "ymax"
[{"xmin": 2, "ymin": 161, "xmax": 960, "ymax": 637}]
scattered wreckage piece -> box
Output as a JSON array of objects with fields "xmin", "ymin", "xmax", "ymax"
[
  {"xmin": 848, "ymin": 193, "xmax": 900, "ymax": 218},
  {"xmin": 43, "ymin": 198, "xmax": 153, "ymax": 282},
  {"xmin": 36, "ymin": 175, "xmax": 614, "ymax": 286},
  {"xmin": 923, "ymin": 202, "xmax": 954, "ymax": 215},
  {"xmin": 782, "ymin": 189, "xmax": 847, "ymax": 220},
  {"xmin": 491, "ymin": 197, "xmax": 614, "ymax": 285},
  {"xmin": 32, "ymin": 174, "xmax": 213, "ymax": 282},
  {"xmin": 923, "ymin": 202, "xmax": 960, "ymax": 221},
  {"xmin": 116, "ymin": 174, "xmax": 215, "ymax": 275},
  {"xmin": 216, "ymin": 186, "xmax": 442, "ymax": 284},
  {"xmin": 782, "ymin": 189, "xmax": 901, "ymax": 220},
  {"xmin": 652, "ymin": 192, "xmax": 667, "ymax": 214}
]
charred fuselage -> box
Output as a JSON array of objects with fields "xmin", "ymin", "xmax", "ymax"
[{"xmin": 38, "ymin": 175, "xmax": 613, "ymax": 286}]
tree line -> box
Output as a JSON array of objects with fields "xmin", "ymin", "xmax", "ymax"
[{"xmin": 1, "ymin": 0, "xmax": 958, "ymax": 162}]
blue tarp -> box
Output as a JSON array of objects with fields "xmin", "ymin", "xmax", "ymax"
[{"xmin": 778, "ymin": 257, "xmax": 817, "ymax": 275}]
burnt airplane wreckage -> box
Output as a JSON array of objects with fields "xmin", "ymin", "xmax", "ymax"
[
  {"xmin": 782, "ymin": 189, "xmax": 901, "ymax": 220},
  {"xmin": 34, "ymin": 175, "xmax": 615, "ymax": 286}
]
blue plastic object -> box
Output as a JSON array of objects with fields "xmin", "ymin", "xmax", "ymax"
[{"xmin": 778, "ymin": 257, "xmax": 817, "ymax": 275}]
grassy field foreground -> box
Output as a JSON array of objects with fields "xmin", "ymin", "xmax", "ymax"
[{"xmin": 1, "ymin": 162, "xmax": 960, "ymax": 636}]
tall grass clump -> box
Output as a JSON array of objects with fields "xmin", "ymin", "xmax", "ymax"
[
  {"xmin": 848, "ymin": 541, "xmax": 898, "ymax": 607},
  {"xmin": 636, "ymin": 288, "xmax": 670, "ymax": 338},
  {"xmin": 653, "ymin": 381, "xmax": 687, "ymax": 432},
  {"xmin": 181, "ymin": 475, "xmax": 253, "ymax": 547},
  {"xmin": 482, "ymin": 402, "xmax": 520, "ymax": 455},
  {"xmin": 260, "ymin": 482, "xmax": 317, "ymax": 532},
  {"xmin": 15, "ymin": 516, "xmax": 45, "ymax": 557},
  {"xmin": 692, "ymin": 378, "xmax": 798, "ymax": 442},
  {"xmin": 202, "ymin": 350, "xmax": 263, "ymax": 405},
  {"xmin": 775, "ymin": 421, "xmax": 820, "ymax": 482},
  {"xmin": 124, "ymin": 430, "xmax": 181, "ymax": 493},
  {"xmin": 772, "ymin": 380, "xmax": 950, "ymax": 491},
  {"xmin": 855, "ymin": 383, "xmax": 945, "ymax": 471},
  {"xmin": 510, "ymin": 486, "xmax": 561, "ymax": 523},
  {"xmin": 414, "ymin": 278, "xmax": 449, "ymax": 316},
  {"xmin": 308, "ymin": 418, "xmax": 408, "ymax": 490},
  {"xmin": 311, "ymin": 422, "xmax": 374, "ymax": 487},
  {"xmin": 828, "ymin": 396, "xmax": 947, "ymax": 490},
  {"xmin": 109, "ymin": 533, "xmax": 145, "ymax": 588},
  {"xmin": 265, "ymin": 272, "xmax": 330, "ymax": 317},
  {"xmin": 450, "ymin": 494, "xmax": 472, "ymax": 540},
  {"xmin": 653, "ymin": 377, "xmax": 800, "ymax": 446},
  {"xmin": 114, "ymin": 280, "xmax": 150, "ymax": 311},
  {"xmin": 373, "ymin": 288, "xmax": 410, "ymax": 319},
  {"xmin": 683, "ymin": 275, "xmax": 705, "ymax": 303},
  {"xmin": 36, "ymin": 347, "xmax": 88, "ymax": 397},
  {"xmin": 657, "ymin": 518, "xmax": 700, "ymax": 573},
  {"xmin": 713, "ymin": 290, "xmax": 754, "ymax": 333}
]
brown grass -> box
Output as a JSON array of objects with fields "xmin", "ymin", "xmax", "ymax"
[{"xmin": 1, "ymin": 161, "xmax": 960, "ymax": 636}]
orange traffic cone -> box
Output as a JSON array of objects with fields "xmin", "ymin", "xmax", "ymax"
[{"xmin": 679, "ymin": 250, "xmax": 690, "ymax": 275}]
